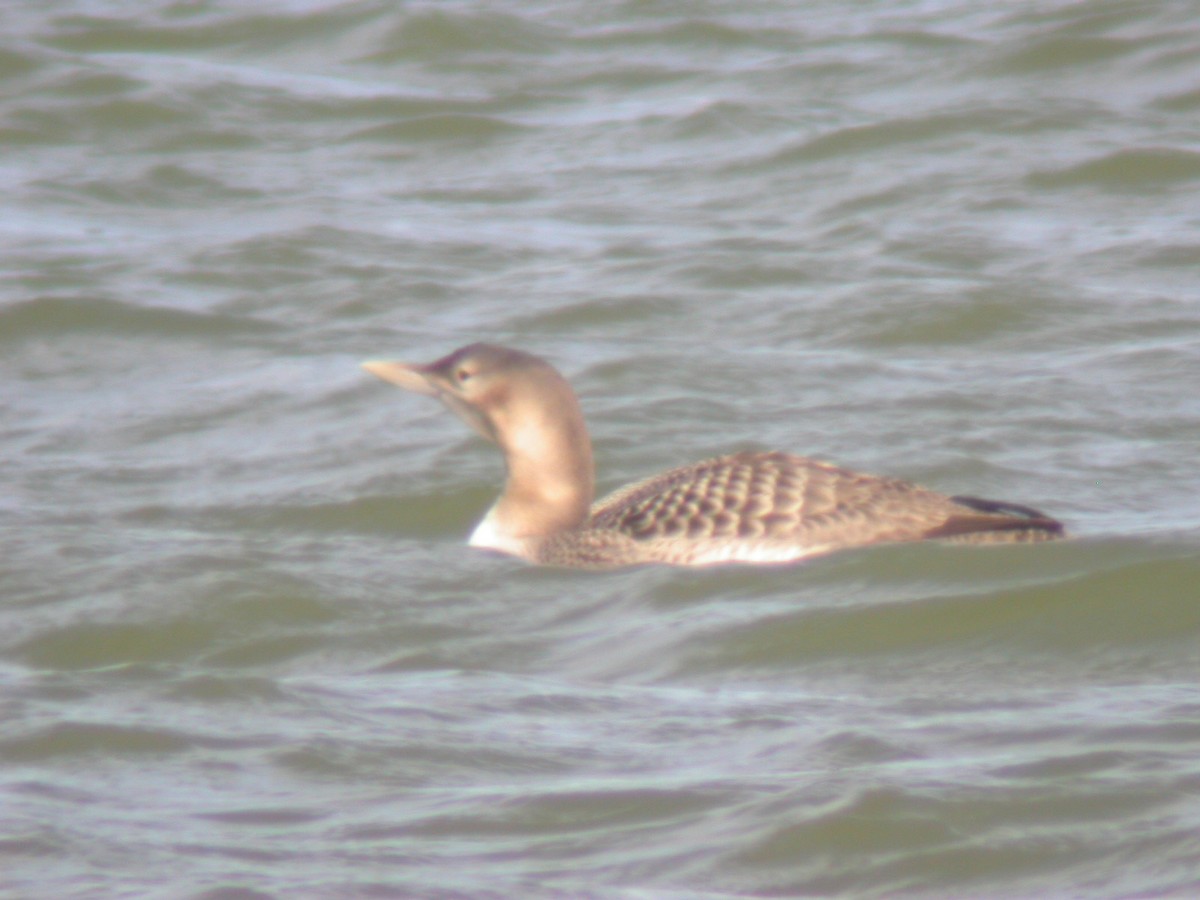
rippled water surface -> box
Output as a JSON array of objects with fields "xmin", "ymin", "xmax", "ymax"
[{"xmin": 3, "ymin": 1, "xmax": 1200, "ymax": 897}]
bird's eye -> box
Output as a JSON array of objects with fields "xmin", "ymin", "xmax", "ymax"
[{"xmin": 456, "ymin": 368, "xmax": 472, "ymax": 383}]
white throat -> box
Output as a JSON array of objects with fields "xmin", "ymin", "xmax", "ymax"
[{"xmin": 468, "ymin": 505, "xmax": 532, "ymax": 557}]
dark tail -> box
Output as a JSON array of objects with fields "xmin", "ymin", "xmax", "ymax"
[{"xmin": 924, "ymin": 495, "xmax": 1066, "ymax": 543}]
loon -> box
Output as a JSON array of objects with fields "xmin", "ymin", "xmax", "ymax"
[{"xmin": 363, "ymin": 343, "xmax": 1064, "ymax": 569}]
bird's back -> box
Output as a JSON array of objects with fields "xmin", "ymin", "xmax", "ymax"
[{"xmin": 534, "ymin": 451, "xmax": 1063, "ymax": 568}]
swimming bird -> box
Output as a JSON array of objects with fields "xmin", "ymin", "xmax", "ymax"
[{"xmin": 362, "ymin": 343, "xmax": 1064, "ymax": 569}]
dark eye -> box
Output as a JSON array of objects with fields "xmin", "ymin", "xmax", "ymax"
[{"xmin": 456, "ymin": 368, "xmax": 472, "ymax": 383}]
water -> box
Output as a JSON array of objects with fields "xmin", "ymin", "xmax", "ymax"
[{"xmin": 3, "ymin": 1, "xmax": 1200, "ymax": 896}]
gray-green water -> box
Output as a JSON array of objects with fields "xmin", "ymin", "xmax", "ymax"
[{"xmin": 3, "ymin": 1, "xmax": 1200, "ymax": 897}]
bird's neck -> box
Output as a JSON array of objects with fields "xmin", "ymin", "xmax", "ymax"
[{"xmin": 468, "ymin": 395, "xmax": 595, "ymax": 552}]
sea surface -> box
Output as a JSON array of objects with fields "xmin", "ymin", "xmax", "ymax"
[{"xmin": 3, "ymin": 1, "xmax": 1200, "ymax": 897}]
